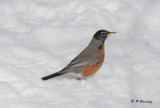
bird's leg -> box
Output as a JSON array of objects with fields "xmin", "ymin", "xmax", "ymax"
[{"xmin": 76, "ymin": 76, "xmax": 87, "ymax": 80}]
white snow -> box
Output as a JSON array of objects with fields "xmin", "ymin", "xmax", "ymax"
[{"xmin": 0, "ymin": 0, "xmax": 160, "ymax": 108}]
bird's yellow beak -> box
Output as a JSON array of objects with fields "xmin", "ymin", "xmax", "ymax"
[{"xmin": 107, "ymin": 32, "xmax": 116, "ymax": 36}]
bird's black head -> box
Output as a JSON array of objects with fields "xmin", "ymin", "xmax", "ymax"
[{"xmin": 94, "ymin": 30, "xmax": 116, "ymax": 42}]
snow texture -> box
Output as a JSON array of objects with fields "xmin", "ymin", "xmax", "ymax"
[{"xmin": 0, "ymin": 0, "xmax": 160, "ymax": 108}]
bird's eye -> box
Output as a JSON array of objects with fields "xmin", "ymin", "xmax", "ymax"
[{"xmin": 101, "ymin": 32, "xmax": 106, "ymax": 36}]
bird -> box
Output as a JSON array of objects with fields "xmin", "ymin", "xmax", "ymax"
[{"xmin": 41, "ymin": 30, "xmax": 116, "ymax": 80}]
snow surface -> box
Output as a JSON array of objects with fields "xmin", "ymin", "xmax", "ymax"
[{"xmin": 0, "ymin": 0, "xmax": 160, "ymax": 108}]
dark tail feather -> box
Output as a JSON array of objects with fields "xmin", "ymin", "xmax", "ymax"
[{"xmin": 41, "ymin": 71, "xmax": 64, "ymax": 80}]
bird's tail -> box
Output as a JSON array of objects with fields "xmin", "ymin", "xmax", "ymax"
[{"xmin": 41, "ymin": 71, "xmax": 65, "ymax": 80}]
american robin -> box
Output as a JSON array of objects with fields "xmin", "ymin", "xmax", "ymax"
[{"xmin": 41, "ymin": 30, "xmax": 116, "ymax": 80}]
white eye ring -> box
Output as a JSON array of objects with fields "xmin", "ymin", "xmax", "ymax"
[{"xmin": 101, "ymin": 32, "xmax": 107, "ymax": 36}]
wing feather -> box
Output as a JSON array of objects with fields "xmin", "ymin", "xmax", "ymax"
[{"xmin": 63, "ymin": 48, "xmax": 103, "ymax": 71}]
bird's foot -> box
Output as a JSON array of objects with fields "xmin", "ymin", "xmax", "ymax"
[{"xmin": 76, "ymin": 77, "xmax": 87, "ymax": 80}]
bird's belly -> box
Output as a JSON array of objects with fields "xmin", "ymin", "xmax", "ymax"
[{"xmin": 82, "ymin": 59, "xmax": 104, "ymax": 76}]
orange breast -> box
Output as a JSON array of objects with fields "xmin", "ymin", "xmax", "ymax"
[{"xmin": 83, "ymin": 45, "xmax": 105, "ymax": 77}]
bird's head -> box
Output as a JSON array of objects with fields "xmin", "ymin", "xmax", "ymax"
[
  {"xmin": 94, "ymin": 30, "xmax": 116, "ymax": 42},
  {"xmin": 88, "ymin": 30, "xmax": 116, "ymax": 49}
]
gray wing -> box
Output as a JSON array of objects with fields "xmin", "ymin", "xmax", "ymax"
[{"xmin": 63, "ymin": 47, "xmax": 103, "ymax": 71}]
